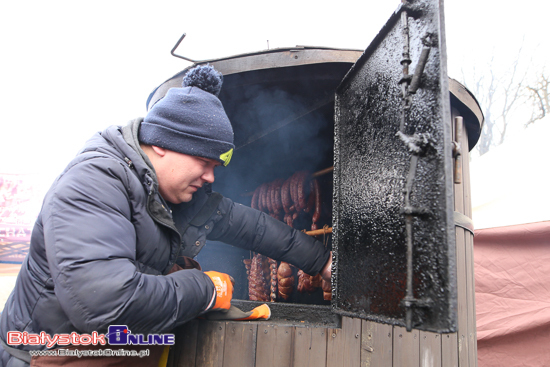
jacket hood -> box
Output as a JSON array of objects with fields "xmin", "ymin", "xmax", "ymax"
[{"xmin": 79, "ymin": 118, "xmax": 158, "ymax": 195}]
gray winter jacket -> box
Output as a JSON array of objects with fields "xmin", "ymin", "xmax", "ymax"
[{"xmin": 0, "ymin": 119, "xmax": 330, "ymax": 363}]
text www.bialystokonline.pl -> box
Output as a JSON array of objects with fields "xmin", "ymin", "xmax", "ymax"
[{"xmin": 28, "ymin": 348, "xmax": 150, "ymax": 358}]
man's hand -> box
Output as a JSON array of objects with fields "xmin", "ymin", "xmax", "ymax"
[
  {"xmin": 205, "ymin": 271, "xmax": 234, "ymax": 311},
  {"xmin": 320, "ymin": 251, "xmax": 332, "ymax": 283}
]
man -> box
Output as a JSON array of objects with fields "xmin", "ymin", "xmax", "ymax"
[{"xmin": 0, "ymin": 65, "xmax": 331, "ymax": 366}]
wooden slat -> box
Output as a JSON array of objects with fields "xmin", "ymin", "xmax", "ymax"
[
  {"xmin": 170, "ymin": 319, "xmax": 199, "ymax": 367},
  {"xmin": 461, "ymin": 127, "xmax": 478, "ymax": 367},
  {"xmin": 466, "ymin": 231, "xmax": 477, "ymax": 367},
  {"xmin": 455, "ymin": 226, "xmax": 469, "ymax": 366},
  {"xmin": 441, "ymin": 333, "xmax": 459, "ymax": 367},
  {"xmin": 293, "ymin": 326, "xmax": 328, "ymax": 367},
  {"xmin": 361, "ymin": 320, "xmax": 392, "ymax": 367},
  {"xmin": 454, "ymin": 117, "xmax": 469, "ymax": 367},
  {"xmin": 326, "ymin": 316, "xmax": 361, "ymax": 367},
  {"xmin": 195, "ymin": 320, "xmax": 226, "ymax": 367},
  {"xmin": 255, "ymin": 324, "xmax": 294, "ymax": 367},
  {"xmin": 222, "ymin": 322, "xmax": 257, "ymax": 367},
  {"xmin": 420, "ymin": 331, "xmax": 441, "ymax": 367},
  {"xmin": 393, "ymin": 326, "xmax": 419, "ymax": 367},
  {"xmin": 460, "ymin": 122, "xmax": 472, "ymax": 221}
]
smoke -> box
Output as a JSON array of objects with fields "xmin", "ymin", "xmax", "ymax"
[{"xmin": 214, "ymin": 72, "xmax": 335, "ymax": 204}]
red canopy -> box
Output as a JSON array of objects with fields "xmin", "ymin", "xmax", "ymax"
[{"xmin": 474, "ymin": 221, "xmax": 550, "ymax": 366}]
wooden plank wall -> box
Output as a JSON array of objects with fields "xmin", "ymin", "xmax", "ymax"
[
  {"xmin": 450, "ymin": 115, "xmax": 477, "ymax": 367},
  {"xmin": 169, "ymin": 317, "xmax": 472, "ymax": 367},
  {"xmin": 168, "ymin": 118, "xmax": 477, "ymax": 367},
  {"xmin": 456, "ymin": 118, "xmax": 478, "ymax": 367}
]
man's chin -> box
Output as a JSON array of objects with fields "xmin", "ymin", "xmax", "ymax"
[
  {"xmin": 179, "ymin": 193, "xmax": 195, "ymax": 203},
  {"xmin": 164, "ymin": 189, "xmax": 196, "ymax": 204},
  {"xmin": 165, "ymin": 194, "xmax": 192, "ymax": 205}
]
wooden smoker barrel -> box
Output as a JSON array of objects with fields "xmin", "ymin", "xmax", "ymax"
[{"xmin": 154, "ymin": 50, "xmax": 483, "ymax": 367}]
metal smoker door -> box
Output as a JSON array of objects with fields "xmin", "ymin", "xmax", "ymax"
[{"xmin": 332, "ymin": 0, "xmax": 456, "ymax": 332}]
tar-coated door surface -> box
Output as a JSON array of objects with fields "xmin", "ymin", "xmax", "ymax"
[{"xmin": 332, "ymin": 0, "xmax": 456, "ymax": 333}]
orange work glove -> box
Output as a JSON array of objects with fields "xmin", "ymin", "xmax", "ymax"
[
  {"xmin": 204, "ymin": 271, "xmax": 234, "ymax": 311},
  {"xmin": 235, "ymin": 304, "xmax": 271, "ymax": 321}
]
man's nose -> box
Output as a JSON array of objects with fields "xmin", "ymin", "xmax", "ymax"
[{"xmin": 202, "ymin": 167, "xmax": 215, "ymax": 183}]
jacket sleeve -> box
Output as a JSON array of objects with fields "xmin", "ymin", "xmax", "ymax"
[
  {"xmin": 42, "ymin": 157, "xmax": 214, "ymax": 334},
  {"xmin": 208, "ymin": 198, "xmax": 330, "ymax": 276}
]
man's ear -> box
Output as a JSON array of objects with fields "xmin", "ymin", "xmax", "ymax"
[{"xmin": 151, "ymin": 145, "xmax": 167, "ymax": 157}]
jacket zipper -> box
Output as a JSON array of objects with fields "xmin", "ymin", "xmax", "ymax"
[{"xmin": 143, "ymin": 178, "xmax": 184, "ymax": 274}]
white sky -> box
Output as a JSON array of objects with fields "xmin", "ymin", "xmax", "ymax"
[{"xmin": 1, "ymin": 0, "xmax": 549, "ymax": 193}]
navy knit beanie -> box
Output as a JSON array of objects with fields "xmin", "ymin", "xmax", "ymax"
[{"xmin": 140, "ymin": 65, "xmax": 234, "ymax": 166}]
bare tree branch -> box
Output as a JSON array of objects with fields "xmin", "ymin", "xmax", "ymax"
[
  {"xmin": 459, "ymin": 46, "xmax": 535, "ymax": 156},
  {"xmin": 526, "ymin": 70, "xmax": 550, "ymax": 126},
  {"xmin": 494, "ymin": 53, "xmax": 526, "ymax": 145}
]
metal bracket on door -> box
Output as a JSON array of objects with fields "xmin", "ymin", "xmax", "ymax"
[{"xmin": 397, "ymin": 8, "xmax": 437, "ymax": 332}]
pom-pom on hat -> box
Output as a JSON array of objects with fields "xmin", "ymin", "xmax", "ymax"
[{"xmin": 139, "ymin": 65, "xmax": 234, "ymax": 166}]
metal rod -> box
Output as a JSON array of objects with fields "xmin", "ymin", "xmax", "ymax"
[
  {"xmin": 399, "ymin": 9, "xmax": 412, "ymax": 132},
  {"xmin": 401, "ymin": 10, "xmax": 411, "ymax": 75},
  {"xmin": 241, "ymin": 166, "xmax": 334, "ymax": 196},
  {"xmin": 453, "ymin": 116, "xmax": 463, "ymax": 184},
  {"xmin": 304, "ymin": 226, "xmax": 332, "ymax": 236},
  {"xmin": 408, "ymin": 46, "xmax": 431, "ymax": 94},
  {"xmin": 404, "ymin": 154, "xmax": 418, "ymax": 332},
  {"xmin": 170, "ymin": 33, "xmax": 198, "ymax": 63},
  {"xmin": 311, "ymin": 166, "xmax": 334, "ymax": 178}
]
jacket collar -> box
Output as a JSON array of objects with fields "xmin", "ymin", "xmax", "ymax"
[
  {"xmin": 118, "ymin": 118, "xmax": 159, "ymax": 194},
  {"xmin": 119, "ymin": 119, "xmax": 179, "ymax": 231}
]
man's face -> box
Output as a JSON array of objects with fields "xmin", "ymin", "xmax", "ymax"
[{"xmin": 152, "ymin": 147, "xmax": 220, "ymax": 204}]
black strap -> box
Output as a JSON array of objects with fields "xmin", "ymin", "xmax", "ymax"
[
  {"xmin": 0, "ymin": 338, "xmax": 31, "ymax": 363},
  {"xmin": 454, "ymin": 211, "xmax": 474, "ymax": 235}
]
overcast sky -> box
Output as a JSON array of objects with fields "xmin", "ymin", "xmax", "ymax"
[{"xmin": 1, "ymin": 0, "xmax": 549, "ymax": 186}]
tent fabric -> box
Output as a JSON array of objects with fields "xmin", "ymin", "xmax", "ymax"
[{"xmin": 474, "ymin": 221, "xmax": 550, "ymax": 366}]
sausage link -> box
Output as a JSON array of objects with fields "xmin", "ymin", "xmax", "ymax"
[
  {"xmin": 305, "ymin": 180, "xmax": 315, "ymax": 213},
  {"xmin": 251, "ymin": 186, "xmax": 260, "ymax": 210},
  {"xmin": 260, "ymin": 182, "xmax": 267, "ymax": 213},
  {"xmin": 297, "ymin": 270, "xmax": 315, "ymax": 293},
  {"xmin": 322, "ymin": 279, "xmax": 332, "ymax": 301},
  {"xmin": 281, "ymin": 177, "xmax": 292, "ymax": 214},
  {"xmin": 272, "ymin": 178, "xmax": 284, "ymax": 215},
  {"xmin": 277, "ymin": 262, "xmax": 292, "ymax": 277},
  {"xmin": 296, "ymin": 171, "xmax": 310, "ymax": 212},
  {"xmin": 265, "ymin": 182, "xmax": 275, "ymax": 214},
  {"xmin": 311, "ymin": 274, "xmax": 322, "ymax": 288},
  {"xmin": 278, "ymin": 283, "xmax": 293, "ymax": 300},
  {"xmin": 277, "ymin": 261, "xmax": 294, "ymax": 300},
  {"xmin": 290, "ymin": 172, "xmax": 300, "ymax": 210},
  {"xmin": 312, "ymin": 178, "xmax": 322, "ymax": 224},
  {"xmin": 257, "ymin": 183, "xmax": 266, "ymax": 212}
]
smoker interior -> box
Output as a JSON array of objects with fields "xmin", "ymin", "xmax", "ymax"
[{"xmin": 195, "ymin": 62, "xmax": 353, "ymax": 304}]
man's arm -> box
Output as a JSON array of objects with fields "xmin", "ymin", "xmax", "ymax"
[
  {"xmin": 43, "ymin": 158, "xmax": 215, "ymax": 334},
  {"xmin": 208, "ymin": 198, "xmax": 331, "ymax": 277}
]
